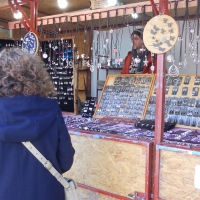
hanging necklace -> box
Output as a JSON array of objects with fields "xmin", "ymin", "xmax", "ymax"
[
  {"xmin": 192, "ymin": 0, "xmax": 200, "ymax": 77},
  {"xmin": 86, "ymin": 13, "xmax": 95, "ymax": 72},
  {"xmin": 168, "ymin": 44, "xmax": 179, "ymax": 76},
  {"xmin": 105, "ymin": 11, "xmax": 110, "ymax": 67},
  {"xmin": 96, "ymin": 12, "xmax": 101, "ymax": 69},
  {"xmin": 178, "ymin": 0, "xmax": 190, "ymax": 69},
  {"xmin": 112, "ymin": 10, "xmax": 118, "ymax": 67}
]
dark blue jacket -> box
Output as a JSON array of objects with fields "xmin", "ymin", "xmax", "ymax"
[{"xmin": 0, "ymin": 95, "xmax": 75, "ymax": 200}]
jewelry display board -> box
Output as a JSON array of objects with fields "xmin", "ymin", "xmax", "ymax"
[
  {"xmin": 94, "ymin": 74, "xmax": 156, "ymax": 119},
  {"xmin": 40, "ymin": 38, "xmax": 75, "ymax": 113},
  {"xmin": 22, "ymin": 32, "xmax": 39, "ymax": 56},
  {"xmin": 144, "ymin": 74, "xmax": 200, "ymax": 129},
  {"xmin": 143, "ymin": 14, "xmax": 179, "ymax": 54}
]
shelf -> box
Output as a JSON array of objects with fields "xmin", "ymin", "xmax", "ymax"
[
  {"xmin": 78, "ymin": 68, "xmax": 89, "ymax": 71},
  {"xmin": 100, "ymin": 67, "xmax": 122, "ymax": 70}
]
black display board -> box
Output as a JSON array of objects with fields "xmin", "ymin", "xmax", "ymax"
[
  {"xmin": 82, "ymin": 97, "xmax": 96, "ymax": 118},
  {"xmin": 41, "ymin": 39, "xmax": 74, "ymax": 112}
]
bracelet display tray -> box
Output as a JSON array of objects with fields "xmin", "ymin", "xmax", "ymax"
[
  {"xmin": 94, "ymin": 74, "xmax": 156, "ymax": 119},
  {"xmin": 144, "ymin": 74, "xmax": 200, "ymax": 129}
]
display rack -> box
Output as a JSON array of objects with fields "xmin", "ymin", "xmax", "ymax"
[
  {"xmin": 95, "ymin": 74, "xmax": 200, "ymax": 130},
  {"xmin": 96, "ymin": 67, "xmax": 122, "ymax": 101},
  {"xmin": 94, "ymin": 74, "xmax": 155, "ymax": 119},
  {"xmin": 145, "ymin": 74, "xmax": 200, "ymax": 129},
  {"xmin": 40, "ymin": 38, "xmax": 75, "ymax": 113}
]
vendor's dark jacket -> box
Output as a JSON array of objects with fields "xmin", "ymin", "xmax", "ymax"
[
  {"xmin": 0, "ymin": 95, "xmax": 75, "ymax": 200},
  {"xmin": 121, "ymin": 51, "xmax": 157, "ymax": 74}
]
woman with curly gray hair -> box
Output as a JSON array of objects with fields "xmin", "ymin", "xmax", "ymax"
[{"xmin": 0, "ymin": 48, "xmax": 75, "ymax": 200}]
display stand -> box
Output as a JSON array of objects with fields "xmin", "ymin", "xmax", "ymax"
[
  {"xmin": 145, "ymin": 74, "xmax": 200, "ymax": 129},
  {"xmin": 40, "ymin": 37, "xmax": 78, "ymax": 114},
  {"xmin": 94, "ymin": 74, "xmax": 155, "ymax": 119},
  {"xmin": 64, "ymin": 129, "xmax": 153, "ymax": 200}
]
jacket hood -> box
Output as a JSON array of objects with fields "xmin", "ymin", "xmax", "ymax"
[{"xmin": 0, "ymin": 95, "xmax": 59, "ymax": 143}]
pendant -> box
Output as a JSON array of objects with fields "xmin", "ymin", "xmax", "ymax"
[
  {"xmin": 183, "ymin": 55, "xmax": 187, "ymax": 68},
  {"xmin": 150, "ymin": 64, "xmax": 154, "ymax": 72},
  {"xmin": 166, "ymin": 54, "xmax": 174, "ymax": 62},
  {"xmin": 107, "ymin": 59, "xmax": 111, "ymax": 67},
  {"xmin": 112, "ymin": 48, "xmax": 117, "ymax": 53},
  {"xmin": 140, "ymin": 46, "xmax": 146, "ymax": 53},
  {"xmin": 193, "ymin": 56, "xmax": 200, "ymax": 64},
  {"xmin": 168, "ymin": 62, "xmax": 179, "ymax": 77},
  {"xmin": 190, "ymin": 51, "xmax": 196, "ymax": 58},
  {"xmin": 43, "ymin": 52, "xmax": 48, "ymax": 59},
  {"xmin": 90, "ymin": 64, "xmax": 94, "ymax": 72},
  {"xmin": 143, "ymin": 55, "xmax": 148, "ymax": 66},
  {"xmin": 86, "ymin": 61, "xmax": 90, "ymax": 68},
  {"xmin": 179, "ymin": 62, "xmax": 182, "ymax": 69},
  {"xmin": 97, "ymin": 63, "xmax": 101, "ymax": 69},
  {"xmin": 134, "ymin": 56, "xmax": 141, "ymax": 64},
  {"xmin": 178, "ymin": 35, "xmax": 183, "ymax": 41}
]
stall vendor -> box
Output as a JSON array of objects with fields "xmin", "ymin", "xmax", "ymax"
[{"xmin": 121, "ymin": 28, "xmax": 157, "ymax": 74}]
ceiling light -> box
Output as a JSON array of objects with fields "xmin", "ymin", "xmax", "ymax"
[
  {"xmin": 107, "ymin": 0, "xmax": 117, "ymax": 7},
  {"xmin": 57, "ymin": 0, "xmax": 68, "ymax": 9},
  {"xmin": 13, "ymin": 10, "xmax": 22, "ymax": 19}
]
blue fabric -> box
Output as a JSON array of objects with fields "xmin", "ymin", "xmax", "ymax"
[{"xmin": 0, "ymin": 95, "xmax": 75, "ymax": 200}]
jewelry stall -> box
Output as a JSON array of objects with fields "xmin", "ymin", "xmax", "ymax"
[{"xmin": 5, "ymin": 0, "xmax": 200, "ymax": 199}]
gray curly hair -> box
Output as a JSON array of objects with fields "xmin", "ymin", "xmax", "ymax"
[{"xmin": 0, "ymin": 47, "xmax": 56, "ymax": 97}]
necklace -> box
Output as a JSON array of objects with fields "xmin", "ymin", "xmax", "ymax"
[{"xmin": 178, "ymin": 0, "xmax": 190, "ymax": 69}]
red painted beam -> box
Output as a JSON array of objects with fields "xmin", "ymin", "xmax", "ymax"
[
  {"xmin": 159, "ymin": 0, "xmax": 170, "ymax": 15},
  {"xmin": 149, "ymin": 0, "xmax": 159, "ymax": 15},
  {"xmin": 1, "ymin": 0, "xmax": 42, "ymax": 11},
  {"xmin": 13, "ymin": 0, "xmax": 39, "ymax": 38}
]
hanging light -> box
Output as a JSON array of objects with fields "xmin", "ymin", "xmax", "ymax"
[
  {"xmin": 131, "ymin": 7, "xmax": 138, "ymax": 19},
  {"xmin": 57, "ymin": 0, "xmax": 68, "ymax": 9},
  {"xmin": 107, "ymin": 0, "xmax": 117, "ymax": 7},
  {"xmin": 13, "ymin": 10, "xmax": 22, "ymax": 19}
]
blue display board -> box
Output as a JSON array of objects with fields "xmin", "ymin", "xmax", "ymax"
[{"xmin": 22, "ymin": 32, "xmax": 38, "ymax": 55}]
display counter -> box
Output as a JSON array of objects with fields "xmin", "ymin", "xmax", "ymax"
[
  {"xmin": 158, "ymin": 144, "xmax": 200, "ymax": 200},
  {"xmin": 62, "ymin": 74, "xmax": 200, "ymax": 199},
  {"xmin": 63, "ymin": 114, "xmax": 200, "ymax": 200},
  {"xmin": 63, "ymin": 120, "xmax": 153, "ymax": 199}
]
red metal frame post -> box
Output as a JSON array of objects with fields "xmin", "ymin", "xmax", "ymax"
[
  {"xmin": 30, "ymin": 1, "xmax": 38, "ymax": 30},
  {"xmin": 153, "ymin": 0, "xmax": 168, "ymax": 199}
]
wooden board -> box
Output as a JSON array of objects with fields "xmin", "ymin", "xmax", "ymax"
[
  {"xmin": 63, "ymin": 134, "xmax": 147, "ymax": 197},
  {"xmin": 0, "ymin": 29, "xmax": 9, "ymax": 39},
  {"xmin": 143, "ymin": 14, "xmax": 179, "ymax": 54},
  {"xmin": 159, "ymin": 148, "xmax": 200, "ymax": 200}
]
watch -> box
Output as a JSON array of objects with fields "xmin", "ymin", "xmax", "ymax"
[
  {"xmin": 143, "ymin": 14, "xmax": 179, "ymax": 54},
  {"xmin": 22, "ymin": 32, "xmax": 39, "ymax": 56}
]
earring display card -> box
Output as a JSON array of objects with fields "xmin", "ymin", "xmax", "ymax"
[
  {"xmin": 82, "ymin": 97, "xmax": 96, "ymax": 118},
  {"xmin": 144, "ymin": 75, "xmax": 200, "ymax": 129},
  {"xmin": 94, "ymin": 74, "xmax": 155, "ymax": 119}
]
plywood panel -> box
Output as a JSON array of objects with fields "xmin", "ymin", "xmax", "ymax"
[
  {"xmin": 64, "ymin": 135, "xmax": 146, "ymax": 197},
  {"xmin": 77, "ymin": 187, "xmax": 117, "ymax": 200},
  {"xmin": 0, "ymin": 28, "xmax": 9, "ymax": 39},
  {"xmin": 159, "ymin": 150, "xmax": 200, "ymax": 200}
]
